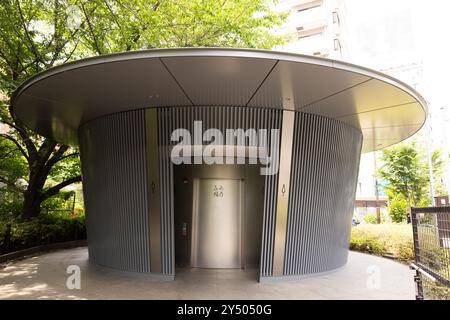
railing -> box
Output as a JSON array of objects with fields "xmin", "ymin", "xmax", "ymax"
[{"xmin": 411, "ymin": 206, "xmax": 450, "ymax": 300}]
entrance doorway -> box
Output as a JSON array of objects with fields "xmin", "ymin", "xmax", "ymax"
[{"xmin": 174, "ymin": 164, "xmax": 264, "ymax": 270}]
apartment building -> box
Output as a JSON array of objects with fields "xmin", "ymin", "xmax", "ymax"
[{"xmin": 274, "ymin": 0, "xmax": 347, "ymax": 59}]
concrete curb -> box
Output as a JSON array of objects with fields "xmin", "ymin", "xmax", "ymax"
[{"xmin": 0, "ymin": 239, "xmax": 87, "ymax": 264}]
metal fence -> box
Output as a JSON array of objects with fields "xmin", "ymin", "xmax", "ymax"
[{"xmin": 411, "ymin": 206, "xmax": 450, "ymax": 300}]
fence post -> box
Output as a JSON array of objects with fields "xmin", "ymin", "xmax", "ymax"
[
  {"xmin": 411, "ymin": 207, "xmax": 423, "ymax": 300},
  {"xmin": 411, "ymin": 208, "xmax": 420, "ymax": 264},
  {"xmin": 414, "ymin": 271, "xmax": 424, "ymax": 300}
]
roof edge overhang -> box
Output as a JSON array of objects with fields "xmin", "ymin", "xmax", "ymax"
[{"xmin": 11, "ymin": 47, "xmax": 428, "ymax": 152}]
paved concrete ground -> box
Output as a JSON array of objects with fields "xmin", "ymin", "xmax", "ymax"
[{"xmin": 0, "ymin": 247, "xmax": 415, "ymax": 300}]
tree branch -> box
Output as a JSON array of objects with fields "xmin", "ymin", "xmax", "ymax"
[
  {"xmin": 51, "ymin": 152, "xmax": 79, "ymax": 164},
  {"xmin": 42, "ymin": 175, "xmax": 82, "ymax": 199},
  {"xmin": 15, "ymin": 0, "xmax": 43, "ymax": 65},
  {"xmin": 0, "ymin": 32, "xmax": 29, "ymax": 78},
  {"xmin": 0, "ymin": 146, "xmax": 21, "ymax": 160},
  {"xmin": 36, "ymin": 138, "xmax": 58, "ymax": 169},
  {"xmin": 80, "ymin": 3, "xmax": 103, "ymax": 54},
  {"xmin": 44, "ymin": 144, "xmax": 69, "ymax": 168},
  {"xmin": 0, "ymin": 133, "xmax": 29, "ymax": 161},
  {"xmin": 1, "ymin": 117, "xmax": 38, "ymax": 160},
  {"xmin": 0, "ymin": 176, "xmax": 25, "ymax": 194}
]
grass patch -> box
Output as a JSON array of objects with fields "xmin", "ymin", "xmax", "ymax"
[{"xmin": 350, "ymin": 223, "xmax": 414, "ymax": 263}]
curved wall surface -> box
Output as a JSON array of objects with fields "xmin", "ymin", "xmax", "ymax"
[
  {"xmin": 283, "ymin": 113, "xmax": 362, "ymax": 278},
  {"xmin": 78, "ymin": 106, "xmax": 362, "ymax": 280},
  {"xmin": 78, "ymin": 110, "xmax": 152, "ymax": 273}
]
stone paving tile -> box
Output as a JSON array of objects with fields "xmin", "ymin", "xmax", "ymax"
[{"xmin": 0, "ymin": 247, "xmax": 415, "ymax": 300}]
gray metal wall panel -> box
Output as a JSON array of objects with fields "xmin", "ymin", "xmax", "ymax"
[
  {"xmin": 283, "ymin": 113, "xmax": 362, "ymax": 276},
  {"xmin": 79, "ymin": 110, "xmax": 151, "ymax": 273},
  {"xmin": 260, "ymin": 110, "xmax": 281, "ymax": 277}
]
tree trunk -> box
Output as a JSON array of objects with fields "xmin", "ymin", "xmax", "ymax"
[
  {"xmin": 1, "ymin": 224, "xmax": 11, "ymax": 254},
  {"xmin": 21, "ymin": 189, "xmax": 42, "ymax": 220},
  {"xmin": 406, "ymin": 198, "xmax": 412, "ymax": 224}
]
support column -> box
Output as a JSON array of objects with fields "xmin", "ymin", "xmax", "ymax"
[
  {"xmin": 146, "ymin": 109, "xmax": 162, "ymax": 273},
  {"xmin": 272, "ymin": 110, "xmax": 295, "ymax": 276}
]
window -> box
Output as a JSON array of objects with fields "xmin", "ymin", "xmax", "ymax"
[
  {"xmin": 295, "ymin": 0, "xmax": 323, "ymax": 12},
  {"xmin": 298, "ymin": 32, "xmax": 322, "ymax": 42},
  {"xmin": 332, "ymin": 11, "xmax": 340, "ymax": 24},
  {"xmin": 297, "ymin": 4, "xmax": 321, "ymax": 13},
  {"xmin": 334, "ymin": 38, "xmax": 341, "ymax": 51}
]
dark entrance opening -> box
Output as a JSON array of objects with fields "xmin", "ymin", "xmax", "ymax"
[{"xmin": 174, "ymin": 164, "xmax": 265, "ymax": 269}]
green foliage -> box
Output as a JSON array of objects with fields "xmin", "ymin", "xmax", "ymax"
[
  {"xmin": 71, "ymin": 0, "xmax": 288, "ymax": 54},
  {"xmin": 388, "ymin": 193, "xmax": 407, "ymax": 223},
  {"xmin": 379, "ymin": 141, "xmax": 448, "ymax": 214},
  {"xmin": 41, "ymin": 189, "xmax": 76, "ymax": 212},
  {"xmin": 430, "ymin": 149, "xmax": 448, "ymax": 196},
  {"xmin": 423, "ymin": 281, "xmax": 450, "ymax": 300},
  {"xmin": 0, "ymin": 211, "xmax": 86, "ymax": 254},
  {"xmin": 379, "ymin": 142, "xmax": 428, "ymax": 208},
  {"xmin": 363, "ymin": 212, "xmax": 384, "ymax": 224},
  {"xmin": 0, "ymin": 136, "xmax": 28, "ymax": 215},
  {"xmin": 350, "ymin": 223, "xmax": 414, "ymax": 262}
]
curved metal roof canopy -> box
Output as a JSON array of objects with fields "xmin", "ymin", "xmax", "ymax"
[{"xmin": 11, "ymin": 48, "xmax": 427, "ymax": 153}]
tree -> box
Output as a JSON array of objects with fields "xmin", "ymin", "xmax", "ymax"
[
  {"xmin": 0, "ymin": 0, "xmax": 85, "ymax": 220},
  {"xmin": 378, "ymin": 142, "xmax": 428, "ymax": 222},
  {"xmin": 73, "ymin": 0, "xmax": 287, "ymax": 54},
  {"xmin": 430, "ymin": 149, "xmax": 448, "ymax": 196},
  {"xmin": 0, "ymin": 0, "xmax": 287, "ymax": 220}
]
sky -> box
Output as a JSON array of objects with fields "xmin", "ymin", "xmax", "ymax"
[
  {"xmin": 345, "ymin": 0, "xmax": 450, "ymax": 148},
  {"xmin": 344, "ymin": 0, "xmax": 450, "ymax": 195},
  {"xmin": 345, "ymin": 0, "xmax": 450, "ymax": 113}
]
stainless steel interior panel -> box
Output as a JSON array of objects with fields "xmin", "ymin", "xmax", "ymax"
[
  {"xmin": 191, "ymin": 178, "xmax": 242, "ymax": 268},
  {"xmin": 173, "ymin": 163, "xmax": 264, "ymax": 269}
]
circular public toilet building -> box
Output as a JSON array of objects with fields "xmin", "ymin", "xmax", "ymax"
[{"xmin": 12, "ymin": 48, "xmax": 427, "ymax": 281}]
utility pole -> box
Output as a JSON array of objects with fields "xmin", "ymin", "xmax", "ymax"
[
  {"xmin": 425, "ymin": 119, "xmax": 435, "ymax": 206},
  {"xmin": 373, "ymin": 151, "xmax": 381, "ymax": 224}
]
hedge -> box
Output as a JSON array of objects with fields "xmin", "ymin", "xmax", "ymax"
[
  {"xmin": 349, "ymin": 223, "xmax": 414, "ymax": 263},
  {"xmin": 0, "ymin": 212, "xmax": 86, "ymax": 255}
]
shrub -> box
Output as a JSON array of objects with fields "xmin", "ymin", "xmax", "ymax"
[
  {"xmin": 363, "ymin": 212, "xmax": 385, "ymax": 224},
  {"xmin": 350, "ymin": 223, "xmax": 414, "ymax": 262},
  {"xmin": 0, "ymin": 212, "xmax": 86, "ymax": 254},
  {"xmin": 388, "ymin": 194, "xmax": 407, "ymax": 223}
]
